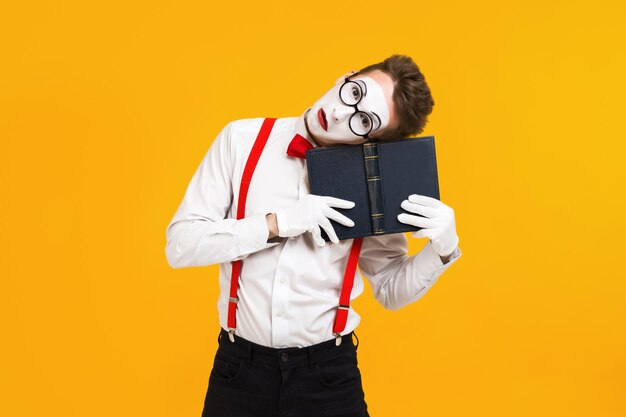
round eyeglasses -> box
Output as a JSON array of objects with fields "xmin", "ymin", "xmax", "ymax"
[{"xmin": 338, "ymin": 72, "xmax": 382, "ymax": 140}]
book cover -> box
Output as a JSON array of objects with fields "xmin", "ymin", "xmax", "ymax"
[{"xmin": 305, "ymin": 136, "xmax": 440, "ymax": 241}]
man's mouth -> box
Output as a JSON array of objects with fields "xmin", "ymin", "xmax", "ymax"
[{"xmin": 317, "ymin": 108, "xmax": 327, "ymax": 131}]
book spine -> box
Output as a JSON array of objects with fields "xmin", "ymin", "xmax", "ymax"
[{"xmin": 363, "ymin": 142, "xmax": 385, "ymax": 235}]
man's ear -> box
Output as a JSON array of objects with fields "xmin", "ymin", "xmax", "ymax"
[{"xmin": 334, "ymin": 70, "xmax": 358, "ymax": 85}]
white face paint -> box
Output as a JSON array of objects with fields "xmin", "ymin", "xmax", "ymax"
[{"xmin": 305, "ymin": 75, "xmax": 392, "ymax": 146}]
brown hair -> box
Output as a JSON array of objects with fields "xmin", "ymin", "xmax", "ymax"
[{"xmin": 358, "ymin": 54, "xmax": 435, "ymax": 139}]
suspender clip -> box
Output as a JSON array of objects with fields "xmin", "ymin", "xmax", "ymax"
[
  {"xmin": 228, "ymin": 328, "xmax": 236, "ymax": 343},
  {"xmin": 333, "ymin": 332, "xmax": 342, "ymax": 346}
]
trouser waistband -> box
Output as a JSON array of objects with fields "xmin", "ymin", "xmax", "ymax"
[{"xmin": 216, "ymin": 328, "xmax": 360, "ymax": 369}]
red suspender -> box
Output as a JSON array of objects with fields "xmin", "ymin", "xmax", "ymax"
[
  {"xmin": 226, "ymin": 117, "xmax": 364, "ymax": 346},
  {"xmin": 227, "ymin": 118, "xmax": 276, "ymax": 342},
  {"xmin": 332, "ymin": 236, "xmax": 363, "ymax": 345}
]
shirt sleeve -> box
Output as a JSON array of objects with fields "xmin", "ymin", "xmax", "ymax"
[
  {"xmin": 165, "ymin": 122, "xmax": 282, "ymax": 268},
  {"xmin": 358, "ymin": 232, "xmax": 462, "ymax": 311}
]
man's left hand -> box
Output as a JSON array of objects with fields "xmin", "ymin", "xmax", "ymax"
[{"xmin": 397, "ymin": 194, "xmax": 459, "ymax": 258}]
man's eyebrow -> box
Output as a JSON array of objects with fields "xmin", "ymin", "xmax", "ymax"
[
  {"xmin": 357, "ymin": 80, "xmax": 367, "ymax": 96},
  {"xmin": 371, "ymin": 112, "xmax": 382, "ymax": 129}
]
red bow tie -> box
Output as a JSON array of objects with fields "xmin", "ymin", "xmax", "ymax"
[{"xmin": 287, "ymin": 133, "xmax": 314, "ymax": 159}]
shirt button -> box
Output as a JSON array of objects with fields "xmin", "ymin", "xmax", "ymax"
[
  {"xmin": 289, "ymin": 238, "xmax": 297, "ymax": 246},
  {"xmin": 277, "ymin": 311, "xmax": 282, "ymax": 317},
  {"xmin": 280, "ymin": 352, "xmax": 289, "ymax": 362},
  {"xmin": 279, "ymin": 277, "xmax": 285, "ymax": 284}
]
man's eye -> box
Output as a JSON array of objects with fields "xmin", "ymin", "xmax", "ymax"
[
  {"xmin": 360, "ymin": 114, "xmax": 371, "ymax": 127},
  {"xmin": 351, "ymin": 85, "xmax": 361, "ymax": 100}
]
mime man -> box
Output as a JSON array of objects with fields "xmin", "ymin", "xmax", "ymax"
[{"xmin": 166, "ymin": 54, "xmax": 462, "ymax": 417}]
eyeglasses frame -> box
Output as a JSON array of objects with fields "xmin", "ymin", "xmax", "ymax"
[{"xmin": 338, "ymin": 71, "xmax": 381, "ymax": 143}]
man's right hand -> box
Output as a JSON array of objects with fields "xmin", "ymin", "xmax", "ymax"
[{"xmin": 274, "ymin": 194, "xmax": 356, "ymax": 246}]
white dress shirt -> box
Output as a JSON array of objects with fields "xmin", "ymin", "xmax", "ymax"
[{"xmin": 165, "ymin": 115, "xmax": 462, "ymax": 348}]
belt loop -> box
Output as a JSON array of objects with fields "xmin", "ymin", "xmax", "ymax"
[
  {"xmin": 353, "ymin": 331, "xmax": 359, "ymax": 351},
  {"xmin": 245, "ymin": 342, "xmax": 252, "ymax": 367},
  {"xmin": 218, "ymin": 330, "xmax": 223, "ymax": 345},
  {"xmin": 307, "ymin": 346, "xmax": 315, "ymax": 371}
]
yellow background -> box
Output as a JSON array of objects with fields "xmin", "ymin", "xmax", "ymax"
[{"xmin": 2, "ymin": 0, "xmax": 625, "ymax": 416}]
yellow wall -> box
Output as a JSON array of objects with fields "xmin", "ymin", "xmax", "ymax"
[{"xmin": 2, "ymin": 1, "xmax": 624, "ymax": 416}]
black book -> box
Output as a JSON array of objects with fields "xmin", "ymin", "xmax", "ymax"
[{"xmin": 305, "ymin": 136, "xmax": 440, "ymax": 242}]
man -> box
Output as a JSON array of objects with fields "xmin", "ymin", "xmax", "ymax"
[{"xmin": 165, "ymin": 54, "xmax": 462, "ymax": 417}]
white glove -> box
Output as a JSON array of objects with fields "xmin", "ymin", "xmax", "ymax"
[
  {"xmin": 275, "ymin": 194, "xmax": 356, "ymax": 247},
  {"xmin": 397, "ymin": 194, "xmax": 459, "ymax": 257}
]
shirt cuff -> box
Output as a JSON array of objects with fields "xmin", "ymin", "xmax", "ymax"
[
  {"xmin": 439, "ymin": 245, "xmax": 462, "ymax": 266},
  {"xmin": 234, "ymin": 213, "xmax": 281, "ymax": 256},
  {"xmin": 416, "ymin": 241, "xmax": 463, "ymax": 281}
]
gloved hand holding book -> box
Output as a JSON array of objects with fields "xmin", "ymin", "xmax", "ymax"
[
  {"xmin": 275, "ymin": 194, "xmax": 356, "ymax": 247},
  {"xmin": 398, "ymin": 194, "xmax": 459, "ymax": 257}
]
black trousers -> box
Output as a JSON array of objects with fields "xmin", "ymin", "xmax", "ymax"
[{"xmin": 201, "ymin": 328, "xmax": 370, "ymax": 417}]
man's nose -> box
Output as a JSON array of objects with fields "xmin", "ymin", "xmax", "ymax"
[{"xmin": 332, "ymin": 105, "xmax": 353, "ymax": 124}]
